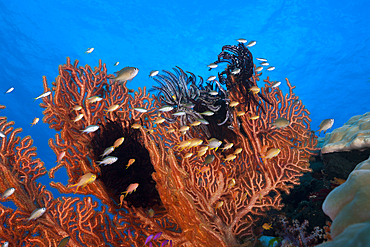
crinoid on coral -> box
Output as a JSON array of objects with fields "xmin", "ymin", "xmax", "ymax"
[
  {"xmin": 214, "ymin": 42, "xmax": 272, "ymax": 114},
  {"xmin": 150, "ymin": 66, "xmax": 238, "ymax": 143}
]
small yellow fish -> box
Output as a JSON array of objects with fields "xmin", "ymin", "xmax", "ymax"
[
  {"xmin": 31, "ymin": 117, "xmax": 39, "ymax": 126},
  {"xmin": 221, "ymin": 143, "xmax": 234, "ymax": 151},
  {"xmin": 154, "ymin": 117, "xmax": 165, "ymax": 124},
  {"xmin": 214, "ymin": 201, "xmax": 224, "ymax": 209},
  {"xmin": 262, "ymin": 148, "xmax": 281, "ymax": 160},
  {"xmin": 73, "ymin": 113, "xmax": 84, "ymax": 122},
  {"xmin": 188, "ymin": 138, "xmax": 203, "ymax": 148},
  {"xmin": 104, "ymin": 104, "xmax": 120, "ymax": 113},
  {"xmin": 179, "ymin": 125, "xmax": 190, "ymax": 133},
  {"xmin": 176, "ymin": 140, "xmax": 191, "ymax": 151},
  {"xmin": 167, "ymin": 128, "xmax": 175, "ymax": 133},
  {"xmin": 228, "ymin": 179, "xmax": 236, "ymax": 188},
  {"xmin": 224, "ymin": 154, "xmax": 236, "ymax": 162},
  {"xmin": 148, "ymin": 208, "xmax": 155, "ymax": 217},
  {"xmin": 87, "ymin": 96, "xmax": 103, "ymax": 104},
  {"xmin": 236, "ymin": 111, "xmax": 245, "ymax": 117},
  {"xmin": 248, "ymin": 115, "xmax": 259, "ymax": 120},
  {"xmin": 262, "ymin": 223, "xmax": 272, "ymax": 230},
  {"xmin": 67, "ymin": 173, "xmax": 97, "ymax": 193},
  {"xmin": 113, "ymin": 137, "xmax": 125, "ymax": 148},
  {"xmin": 122, "ymin": 183, "xmax": 139, "ymax": 198},
  {"xmin": 114, "ymin": 62, "xmax": 120, "ymax": 66},
  {"xmin": 196, "ymin": 166, "xmax": 210, "ymax": 174},
  {"xmin": 183, "ymin": 152, "xmax": 193, "ymax": 159},
  {"xmin": 233, "ymin": 148, "xmax": 243, "ymax": 155},
  {"xmin": 71, "ymin": 105, "xmax": 82, "ymax": 111},
  {"xmin": 197, "ymin": 145, "xmax": 209, "ymax": 153},
  {"xmin": 197, "ymin": 149, "xmax": 207, "ymax": 157},
  {"xmin": 126, "ymin": 159, "xmax": 135, "ymax": 169},
  {"xmin": 131, "ymin": 123, "xmax": 142, "ymax": 129},
  {"xmin": 189, "ymin": 120, "xmax": 201, "ymax": 126},
  {"xmin": 249, "ymin": 86, "xmax": 260, "ymax": 95},
  {"xmin": 229, "ymin": 101, "xmax": 239, "ymax": 107}
]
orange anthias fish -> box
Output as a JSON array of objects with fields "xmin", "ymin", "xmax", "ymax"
[
  {"xmin": 122, "ymin": 183, "xmax": 139, "ymax": 198},
  {"xmin": 126, "ymin": 159, "xmax": 135, "ymax": 169},
  {"xmin": 262, "ymin": 223, "xmax": 272, "ymax": 230},
  {"xmin": 56, "ymin": 151, "xmax": 66, "ymax": 164},
  {"xmin": 261, "ymin": 148, "xmax": 281, "ymax": 161},
  {"xmin": 118, "ymin": 194, "xmax": 125, "ymax": 208},
  {"xmin": 31, "ymin": 117, "xmax": 39, "ymax": 126}
]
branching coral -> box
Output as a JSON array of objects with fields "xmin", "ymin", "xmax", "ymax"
[{"xmin": 1, "ymin": 42, "xmax": 318, "ymax": 246}]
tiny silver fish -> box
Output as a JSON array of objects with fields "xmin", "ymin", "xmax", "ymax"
[
  {"xmin": 100, "ymin": 146, "xmax": 115, "ymax": 157},
  {"xmin": 207, "ymin": 75, "xmax": 216, "ymax": 81},
  {"xmin": 256, "ymin": 58, "xmax": 267, "ymax": 62},
  {"xmin": 236, "ymin": 38, "xmax": 247, "ymax": 43},
  {"xmin": 208, "ymin": 90, "xmax": 218, "ymax": 96},
  {"xmin": 271, "ymin": 81, "xmax": 281, "ymax": 88},
  {"xmin": 158, "ymin": 105, "xmax": 174, "ymax": 112},
  {"xmin": 255, "ymin": 66, "xmax": 263, "ymax": 72},
  {"xmin": 267, "ymin": 66, "xmax": 275, "ymax": 71},
  {"xmin": 231, "ymin": 68, "xmax": 241, "ymax": 74},
  {"xmin": 114, "ymin": 62, "xmax": 119, "ymax": 66},
  {"xmin": 27, "ymin": 207, "xmax": 46, "ymax": 222},
  {"xmin": 1, "ymin": 187, "xmax": 15, "ymax": 200},
  {"xmin": 197, "ymin": 118, "xmax": 209, "ymax": 125},
  {"xmin": 2, "ymin": 242, "xmax": 9, "ymax": 247},
  {"xmin": 85, "ymin": 48, "xmax": 94, "ymax": 53},
  {"xmin": 200, "ymin": 111, "xmax": 214, "ymax": 116},
  {"xmin": 149, "ymin": 70, "xmax": 159, "ymax": 77},
  {"xmin": 207, "ymin": 63, "xmax": 218, "ymax": 69},
  {"xmin": 246, "ymin": 40, "xmax": 256, "ymax": 47},
  {"xmin": 0, "ymin": 130, "xmax": 5, "ymax": 138},
  {"xmin": 81, "ymin": 125, "xmax": 99, "ymax": 134},
  {"xmin": 4, "ymin": 87, "xmax": 14, "ymax": 94},
  {"xmin": 172, "ymin": 111, "xmax": 186, "ymax": 116},
  {"xmin": 260, "ymin": 62, "xmax": 269, "ymax": 66},
  {"xmin": 34, "ymin": 91, "xmax": 51, "ymax": 101},
  {"xmin": 97, "ymin": 156, "xmax": 118, "ymax": 166},
  {"xmin": 134, "ymin": 107, "xmax": 148, "ymax": 113}
]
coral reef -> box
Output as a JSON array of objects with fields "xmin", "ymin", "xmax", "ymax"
[{"xmin": 0, "ymin": 42, "xmax": 318, "ymax": 246}]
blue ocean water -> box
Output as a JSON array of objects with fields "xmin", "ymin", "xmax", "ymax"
[{"xmin": 0, "ymin": 0, "xmax": 369, "ymax": 244}]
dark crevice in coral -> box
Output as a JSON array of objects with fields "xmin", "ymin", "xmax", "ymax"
[{"xmin": 91, "ymin": 118, "xmax": 161, "ymax": 209}]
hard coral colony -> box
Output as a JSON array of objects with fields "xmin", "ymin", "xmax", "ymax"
[{"xmin": 0, "ymin": 42, "xmax": 317, "ymax": 246}]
